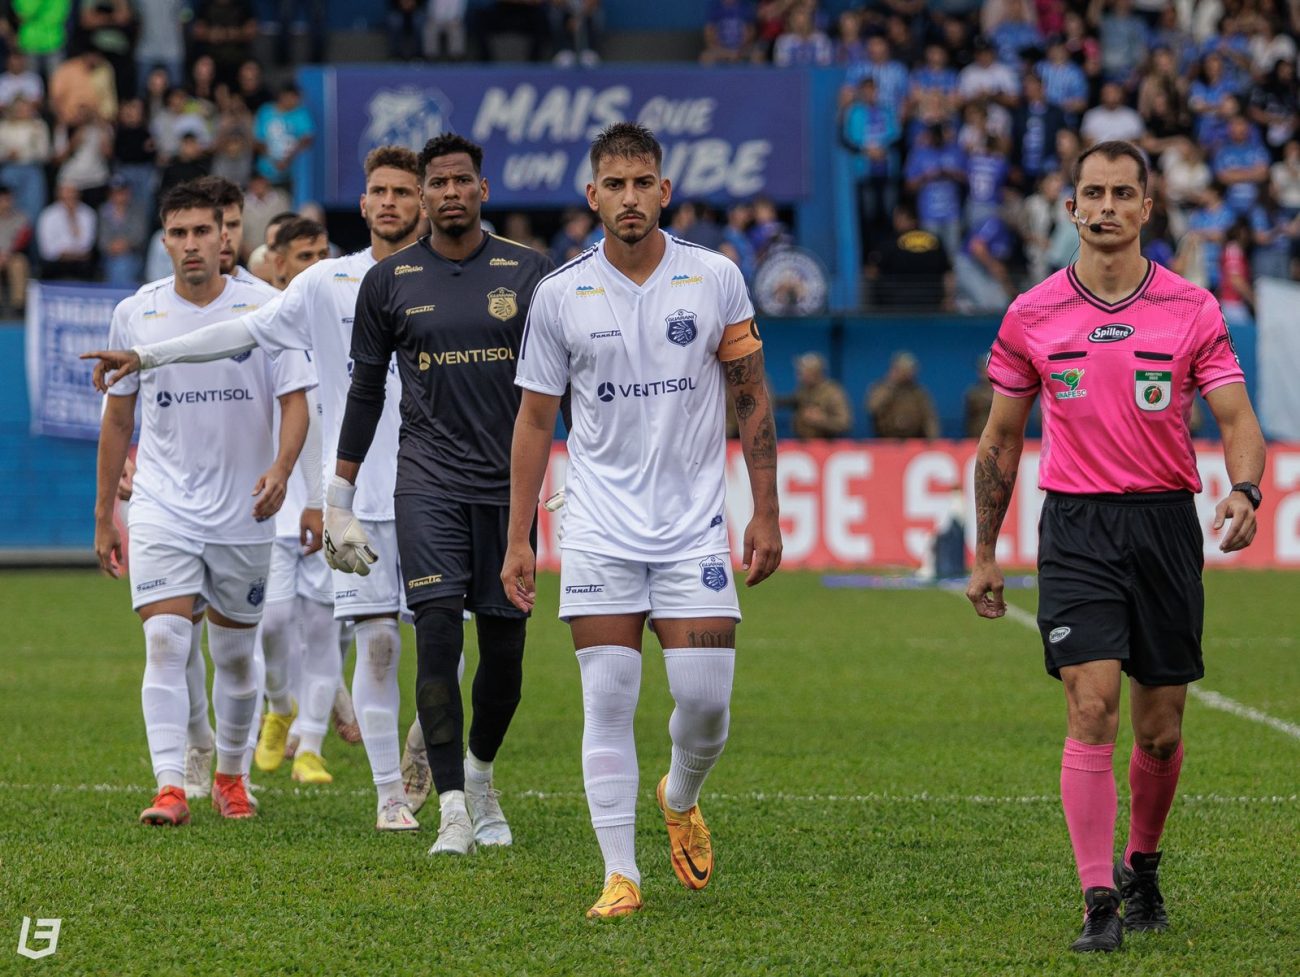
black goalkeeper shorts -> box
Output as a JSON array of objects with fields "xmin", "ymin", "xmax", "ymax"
[
  {"xmin": 1036, "ymin": 490, "xmax": 1204, "ymax": 686},
  {"xmin": 394, "ymin": 493, "xmax": 534, "ymax": 618}
]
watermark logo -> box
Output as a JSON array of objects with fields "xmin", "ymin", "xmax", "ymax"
[{"xmin": 16, "ymin": 917, "xmax": 61, "ymax": 960}]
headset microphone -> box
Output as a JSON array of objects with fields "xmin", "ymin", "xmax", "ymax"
[{"xmin": 1073, "ymin": 211, "xmax": 1105, "ymax": 234}]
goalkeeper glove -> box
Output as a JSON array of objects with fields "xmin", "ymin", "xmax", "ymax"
[{"xmin": 323, "ymin": 475, "xmax": 377, "ymax": 575}]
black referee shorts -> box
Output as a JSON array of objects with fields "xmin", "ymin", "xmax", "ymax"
[
  {"xmin": 1036, "ymin": 490, "xmax": 1204, "ymax": 686},
  {"xmin": 394, "ymin": 493, "xmax": 534, "ymax": 619}
]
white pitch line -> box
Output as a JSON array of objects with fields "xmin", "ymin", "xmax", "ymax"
[
  {"xmin": 0, "ymin": 781, "xmax": 1295, "ymax": 805},
  {"xmin": 979, "ymin": 594, "xmax": 1300, "ymax": 743}
]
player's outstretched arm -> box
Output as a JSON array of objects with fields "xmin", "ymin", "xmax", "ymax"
[
  {"xmin": 253, "ymin": 388, "xmax": 309, "ymax": 521},
  {"xmin": 502, "ymin": 390, "xmax": 562, "ymax": 613},
  {"xmin": 81, "ymin": 317, "xmax": 261, "ymax": 391},
  {"xmin": 94, "ymin": 392, "xmax": 137, "ymax": 577},
  {"xmin": 1205, "ymin": 382, "xmax": 1267, "ymax": 553},
  {"xmin": 724, "ymin": 346, "xmax": 782, "ymax": 587},
  {"xmin": 966, "ymin": 392, "xmax": 1034, "ymax": 618}
]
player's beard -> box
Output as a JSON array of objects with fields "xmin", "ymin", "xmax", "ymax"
[
  {"xmin": 370, "ymin": 211, "xmax": 421, "ymax": 244},
  {"xmin": 605, "ymin": 209, "xmax": 657, "ymax": 245}
]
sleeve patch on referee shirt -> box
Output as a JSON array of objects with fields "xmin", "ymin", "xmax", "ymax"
[{"xmin": 718, "ymin": 318, "xmax": 763, "ymax": 362}]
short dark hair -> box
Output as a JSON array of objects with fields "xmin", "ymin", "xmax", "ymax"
[
  {"xmin": 273, "ymin": 217, "xmax": 326, "ymax": 251},
  {"xmin": 158, "ymin": 181, "xmax": 223, "ymax": 226},
  {"xmin": 1071, "ymin": 140, "xmax": 1149, "ymax": 193},
  {"xmin": 589, "ymin": 122, "xmax": 662, "ymax": 177},
  {"xmin": 418, "ymin": 133, "xmax": 484, "ymax": 176},
  {"xmin": 192, "ymin": 175, "xmax": 245, "ymax": 211},
  {"xmin": 364, "ymin": 145, "xmax": 421, "ymax": 179},
  {"xmin": 267, "ymin": 210, "xmax": 299, "ymax": 231}
]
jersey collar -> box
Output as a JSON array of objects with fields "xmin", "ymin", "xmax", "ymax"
[
  {"xmin": 1066, "ymin": 257, "xmax": 1155, "ymax": 313},
  {"xmin": 596, "ymin": 229, "xmax": 672, "ymax": 294}
]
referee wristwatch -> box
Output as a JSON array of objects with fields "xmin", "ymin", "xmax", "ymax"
[{"xmin": 1231, "ymin": 482, "xmax": 1263, "ymax": 509}]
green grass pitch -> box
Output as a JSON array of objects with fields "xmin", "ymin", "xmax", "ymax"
[{"xmin": 1, "ymin": 569, "xmax": 1297, "ymax": 976}]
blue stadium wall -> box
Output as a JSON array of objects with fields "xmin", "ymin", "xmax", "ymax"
[{"xmin": 0, "ymin": 320, "xmax": 1256, "ymax": 552}]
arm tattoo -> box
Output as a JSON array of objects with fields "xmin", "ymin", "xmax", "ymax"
[
  {"xmin": 974, "ymin": 445, "xmax": 1017, "ymax": 548},
  {"xmin": 724, "ymin": 350, "xmax": 765, "ymax": 387},
  {"xmin": 686, "ymin": 628, "xmax": 736, "ymax": 648},
  {"xmin": 748, "ymin": 412, "xmax": 777, "ymax": 468},
  {"xmin": 735, "ymin": 391, "xmax": 757, "ymax": 421}
]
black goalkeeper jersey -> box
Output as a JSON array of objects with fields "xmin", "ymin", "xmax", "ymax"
[{"xmin": 351, "ymin": 233, "xmax": 554, "ymax": 504}]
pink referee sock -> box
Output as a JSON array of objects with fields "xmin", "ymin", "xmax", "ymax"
[
  {"xmin": 1125, "ymin": 741, "xmax": 1184, "ymax": 866},
  {"xmin": 1061, "ymin": 738, "xmax": 1117, "ymax": 894}
]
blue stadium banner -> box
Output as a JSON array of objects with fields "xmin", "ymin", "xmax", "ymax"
[
  {"xmin": 25, "ymin": 283, "xmax": 132, "ymax": 440},
  {"xmin": 314, "ymin": 66, "xmax": 809, "ymax": 208}
]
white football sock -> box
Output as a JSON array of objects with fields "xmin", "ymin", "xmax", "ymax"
[
  {"xmin": 260, "ymin": 599, "xmax": 299, "ymax": 716},
  {"xmin": 465, "ymin": 748, "xmax": 492, "ymax": 782},
  {"xmin": 184, "ymin": 618, "xmax": 214, "ymax": 750},
  {"xmin": 207, "ymin": 621, "xmax": 261, "ymax": 776},
  {"xmin": 141, "ymin": 614, "xmax": 192, "ymax": 789},
  {"xmin": 295, "ymin": 598, "xmax": 338, "ymax": 757},
  {"xmin": 577, "ymin": 645, "xmax": 642, "ymax": 886},
  {"xmin": 663, "ymin": 647, "xmax": 735, "ymax": 812},
  {"xmin": 351, "ymin": 617, "xmax": 403, "ymax": 792},
  {"xmin": 243, "ymin": 634, "xmax": 266, "ymax": 774}
]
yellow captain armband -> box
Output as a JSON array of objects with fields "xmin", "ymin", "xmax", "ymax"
[{"xmin": 717, "ymin": 318, "xmax": 763, "ymax": 362}]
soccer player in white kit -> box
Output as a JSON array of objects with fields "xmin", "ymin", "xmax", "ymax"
[
  {"xmin": 91, "ymin": 181, "xmax": 315, "ymax": 825},
  {"xmin": 86, "ymin": 148, "xmax": 428, "ymax": 830},
  {"xmin": 123, "ymin": 176, "xmax": 268, "ymax": 801},
  {"xmin": 247, "ymin": 216, "xmax": 338, "ymax": 786},
  {"xmin": 502, "ymin": 123, "xmax": 783, "ymax": 918}
]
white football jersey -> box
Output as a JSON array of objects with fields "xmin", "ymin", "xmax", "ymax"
[
  {"xmin": 240, "ymin": 249, "xmax": 403, "ymax": 522},
  {"xmin": 272, "ymin": 389, "xmax": 323, "ymax": 540},
  {"xmin": 108, "ymin": 276, "xmax": 317, "ymax": 545},
  {"xmin": 517, "ymin": 232, "xmax": 755, "ymax": 560}
]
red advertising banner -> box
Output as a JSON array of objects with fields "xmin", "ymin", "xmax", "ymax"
[{"xmin": 535, "ymin": 440, "xmax": 1300, "ymax": 570}]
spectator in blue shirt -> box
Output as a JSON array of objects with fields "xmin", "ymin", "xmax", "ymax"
[
  {"xmin": 1200, "ymin": 14, "xmax": 1253, "ymax": 94},
  {"xmin": 772, "ymin": 6, "xmax": 832, "ymax": 68},
  {"xmin": 965, "ymin": 133, "xmax": 1010, "ymax": 231},
  {"xmin": 841, "ymin": 77, "xmax": 902, "ymax": 258},
  {"xmin": 1184, "ymin": 182, "xmax": 1237, "ymax": 290},
  {"xmin": 1013, "ymin": 72, "xmax": 1067, "ymax": 190},
  {"xmin": 721, "ymin": 201, "xmax": 757, "ymax": 283},
  {"xmin": 1094, "ymin": 0, "xmax": 1147, "ymax": 83},
  {"xmin": 1213, "ymin": 116, "xmax": 1271, "ymax": 215},
  {"xmin": 1150, "ymin": 5, "xmax": 1196, "ymax": 74},
  {"xmin": 848, "ymin": 36, "xmax": 909, "ymax": 111},
  {"xmin": 834, "ymin": 9, "xmax": 867, "ymax": 66},
  {"xmin": 905, "ymin": 122, "xmax": 966, "ymax": 259},
  {"xmin": 1036, "ymin": 38, "xmax": 1089, "ymax": 123},
  {"xmin": 990, "ymin": 5, "xmax": 1041, "ymax": 68},
  {"xmin": 955, "ymin": 213, "xmax": 1015, "ymax": 313},
  {"xmin": 252, "ymin": 83, "xmax": 314, "ymax": 191},
  {"xmin": 909, "ymin": 43, "xmax": 959, "ymax": 113},
  {"xmin": 1248, "ymin": 198, "xmax": 1299, "ymax": 281},
  {"xmin": 1189, "ymin": 53, "xmax": 1236, "ymax": 116},
  {"xmin": 701, "ymin": 0, "xmax": 755, "ymax": 65}
]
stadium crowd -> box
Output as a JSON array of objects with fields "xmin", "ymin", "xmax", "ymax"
[{"xmin": 3, "ymin": 0, "xmax": 1299, "ymax": 322}]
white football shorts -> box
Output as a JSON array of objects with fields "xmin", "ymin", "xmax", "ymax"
[
  {"xmin": 266, "ymin": 537, "xmax": 333, "ymax": 606},
  {"xmin": 557, "ymin": 549, "xmax": 741, "ymax": 622},
  {"xmin": 330, "ymin": 519, "xmax": 409, "ymax": 621},
  {"xmin": 128, "ymin": 522, "xmax": 273, "ymax": 624}
]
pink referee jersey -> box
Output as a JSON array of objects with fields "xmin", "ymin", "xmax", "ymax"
[{"xmin": 987, "ymin": 261, "xmax": 1245, "ymax": 494}]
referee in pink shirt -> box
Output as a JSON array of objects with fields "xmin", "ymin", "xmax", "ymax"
[{"xmin": 966, "ymin": 140, "xmax": 1267, "ymax": 953}]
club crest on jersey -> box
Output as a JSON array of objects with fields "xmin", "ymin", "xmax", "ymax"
[
  {"xmin": 247, "ymin": 577, "xmax": 266, "ymax": 607},
  {"xmin": 1135, "ymin": 370, "xmax": 1172, "ymax": 412},
  {"xmin": 666, "ymin": 309, "xmax": 698, "ymax": 347},
  {"xmin": 700, "ymin": 556, "xmax": 728, "ymax": 592},
  {"xmin": 1049, "ymin": 368, "xmax": 1087, "ymax": 400},
  {"xmin": 487, "ymin": 287, "xmax": 518, "ymax": 321},
  {"xmin": 229, "ymin": 351, "xmax": 252, "ymax": 363}
]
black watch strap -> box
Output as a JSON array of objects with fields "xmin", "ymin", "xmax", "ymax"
[{"xmin": 1231, "ymin": 481, "xmax": 1262, "ymax": 510}]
